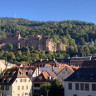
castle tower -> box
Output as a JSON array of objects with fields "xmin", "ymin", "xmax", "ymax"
[
  {"xmin": 18, "ymin": 33, "xmax": 21, "ymax": 41},
  {"xmin": 18, "ymin": 42, "xmax": 21, "ymax": 49}
]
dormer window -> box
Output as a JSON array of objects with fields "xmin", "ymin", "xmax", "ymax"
[
  {"xmin": 66, "ymin": 68, "xmax": 67, "ymax": 71},
  {"xmin": 26, "ymin": 72, "xmax": 28, "ymax": 75},
  {"xmin": 5, "ymin": 86, "xmax": 9, "ymax": 90},
  {"xmin": 1, "ymin": 86, "xmax": 4, "ymax": 90},
  {"xmin": 39, "ymin": 76, "xmax": 42, "ymax": 80}
]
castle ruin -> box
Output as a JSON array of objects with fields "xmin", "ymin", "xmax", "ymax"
[{"xmin": 0, "ymin": 34, "xmax": 67, "ymax": 52}]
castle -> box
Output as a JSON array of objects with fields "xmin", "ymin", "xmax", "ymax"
[{"xmin": 0, "ymin": 33, "xmax": 67, "ymax": 52}]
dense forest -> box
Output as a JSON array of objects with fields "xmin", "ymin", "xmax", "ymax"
[{"xmin": 0, "ymin": 17, "xmax": 96, "ymax": 63}]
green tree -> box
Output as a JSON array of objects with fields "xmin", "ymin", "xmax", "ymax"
[
  {"xmin": 49, "ymin": 79, "xmax": 64, "ymax": 96},
  {"xmin": 8, "ymin": 43, "xmax": 13, "ymax": 50},
  {"xmin": 40, "ymin": 83, "xmax": 51, "ymax": 96},
  {"xmin": 79, "ymin": 37, "xmax": 86, "ymax": 45}
]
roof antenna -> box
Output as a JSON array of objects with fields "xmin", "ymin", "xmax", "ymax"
[{"xmin": 14, "ymin": 13, "xmax": 16, "ymax": 18}]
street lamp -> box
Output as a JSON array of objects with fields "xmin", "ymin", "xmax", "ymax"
[{"xmin": 47, "ymin": 90, "xmax": 49, "ymax": 96}]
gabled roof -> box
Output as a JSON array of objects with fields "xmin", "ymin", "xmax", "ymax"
[
  {"xmin": 57, "ymin": 65, "xmax": 78, "ymax": 75},
  {"xmin": 0, "ymin": 67, "xmax": 29, "ymax": 85},
  {"xmin": 33, "ymin": 72, "xmax": 57, "ymax": 82},
  {"xmin": 64, "ymin": 67, "xmax": 96, "ymax": 82},
  {"xmin": 53, "ymin": 67, "xmax": 64, "ymax": 71}
]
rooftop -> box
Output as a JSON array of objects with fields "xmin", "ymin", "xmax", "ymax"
[{"xmin": 64, "ymin": 67, "xmax": 96, "ymax": 82}]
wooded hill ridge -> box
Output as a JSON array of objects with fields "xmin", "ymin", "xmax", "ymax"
[{"xmin": 0, "ymin": 17, "xmax": 96, "ymax": 62}]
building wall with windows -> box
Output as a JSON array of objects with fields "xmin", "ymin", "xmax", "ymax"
[
  {"xmin": 64, "ymin": 81, "xmax": 96, "ymax": 96},
  {"xmin": 1, "ymin": 78, "xmax": 32, "ymax": 96},
  {"xmin": 1, "ymin": 85, "xmax": 12, "ymax": 96},
  {"xmin": 12, "ymin": 78, "xmax": 32, "ymax": 96},
  {"xmin": 57, "ymin": 66, "xmax": 74, "ymax": 84}
]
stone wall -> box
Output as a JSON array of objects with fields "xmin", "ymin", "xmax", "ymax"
[{"xmin": 0, "ymin": 34, "xmax": 67, "ymax": 51}]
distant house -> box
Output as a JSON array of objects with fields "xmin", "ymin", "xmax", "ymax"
[
  {"xmin": 20, "ymin": 66, "xmax": 40, "ymax": 81},
  {"xmin": 70, "ymin": 60, "xmax": 96, "ymax": 68},
  {"xmin": 0, "ymin": 67, "xmax": 32, "ymax": 96},
  {"xmin": 64, "ymin": 68, "xmax": 96, "ymax": 96},
  {"xmin": 57, "ymin": 65, "xmax": 78, "ymax": 84},
  {"xmin": 33, "ymin": 72, "xmax": 57, "ymax": 96}
]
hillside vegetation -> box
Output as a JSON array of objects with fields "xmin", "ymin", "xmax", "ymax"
[{"xmin": 0, "ymin": 17, "xmax": 96, "ymax": 63}]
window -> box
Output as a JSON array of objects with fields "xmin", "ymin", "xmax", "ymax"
[
  {"xmin": 1, "ymin": 86, "xmax": 4, "ymax": 90},
  {"xmin": 92, "ymin": 84, "xmax": 96, "ymax": 91},
  {"xmin": 26, "ymin": 85, "xmax": 28, "ymax": 90},
  {"xmin": 28, "ymin": 80, "xmax": 30, "ymax": 82},
  {"xmin": 85, "ymin": 84, "xmax": 89, "ymax": 91},
  {"xmin": 34, "ymin": 83, "xmax": 40, "ymax": 87},
  {"xmin": 34, "ymin": 90, "xmax": 39, "ymax": 93},
  {"xmin": 18, "ymin": 86, "xmax": 20, "ymax": 90},
  {"xmin": 66, "ymin": 68, "xmax": 67, "ymax": 71},
  {"xmin": 17, "ymin": 94, "xmax": 20, "ymax": 96},
  {"xmin": 75, "ymin": 83, "xmax": 79, "ymax": 90},
  {"xmin": 5, "ymin": 86, "xmax": 9, "ymax": 90},
  {"xmin": 15, "ymin": 80, "xmax": 17, "ymax": 83},
  {"xmin": 22, "ymin": 86, "xmax": 24, "ymax": 90},
  {"xmin": 29, "ymin": 93, "xmax": 31, "ymax": 96},
  {"xmin": 25, "ymin": 79, "xmax": 26, "ymax": 82},
  {"xmin": 80, "ymin": 83, "xmax": 84, "ymax": 90},
  {"xmin": 39, "ymin": 76, "xmax": 42, "ymax": 80},
  {"xmin": 73, "ymin": 94, "xmax": 77, "ymax": 96},
  {"xmin": 20, "ymin": 79, "xmax": 22, "ymax": 82},
  {"xmin": 68, "ymin": 83, "xmax": 72, "ymax": 90},
  {"xmin": 26, "ymin": 72, "xmax": 28, "ymax": 75}
]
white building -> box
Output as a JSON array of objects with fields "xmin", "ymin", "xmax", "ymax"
[
  {"xmin": 0, "ymin": 67, "xmax": 32, "ymax": 96},
  {"xmin": 0, "ymin": 60, "xmax": 6, "ymax": 74},
  {"xmin": 64, "ymin": 68, "xmax": 96, "ymax": 96}
]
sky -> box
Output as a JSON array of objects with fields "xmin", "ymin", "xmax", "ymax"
[{"xmin": 0, "ymin": 0, "xmax": 96, "ymax": 23}]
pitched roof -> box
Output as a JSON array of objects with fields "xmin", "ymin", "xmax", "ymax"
[
  {"xmin": 53, "ymin": 67, "xmax": 64, "ymax": 71},
  {"xmin": 0, "ymin": 67, "xmax": 29, "ymax": 85},
  {"xmin": 33, "ymin": 72, "xmax": 57, "ymax": 82},
  {"xmin": 45, "ymin": 64, "xmax": 52, "ymax": 67},
  {"xmin": 64, "ymin": 67, "xmax": 96, "ymax": 82}
]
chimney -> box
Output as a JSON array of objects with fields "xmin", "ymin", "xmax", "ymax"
[
  {"xmin": 38, "ymin": 67, "xmax": 40, "ymax": 75},
  {"xmin": 49, "ymin": 76, "xmax": 51, "ymax": 80}
]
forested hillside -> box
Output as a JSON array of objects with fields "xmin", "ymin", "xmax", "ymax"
[{"xmin": 0, "ymin": 17, "xmax": 96, "ymax": 63}]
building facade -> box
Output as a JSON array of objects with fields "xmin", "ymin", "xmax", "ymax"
[{"xmin": 64, "ymin": 68, "xmax": 96, "ymax": 96}]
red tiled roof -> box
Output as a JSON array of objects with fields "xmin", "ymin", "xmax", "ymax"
[{"xmin": 33, "ymin": 72, "xmax": 57, "ymax": 82}]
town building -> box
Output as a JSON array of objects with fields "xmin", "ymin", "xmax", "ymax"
[
  {"xmin": 57, "ymin": 64, "xmax": 78, "ymax": 84},
  {"xmin": 64, "ymin": 68, "xmax": 96, "ymax": 96},
  {"xmin": 33, "ymin": 72, "xmax": 57, "ymax": 96},
  {"xmin": 0, "ymin": 67, "xmax": 32, "ymax": 96}
]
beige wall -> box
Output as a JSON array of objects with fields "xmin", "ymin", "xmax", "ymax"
[
  {"xmin": 0, "ymin": 61, "xmax": 6, "ymax": 74},
  {"xmin": 12, "ymin": 78, "xmax": 32, "ymax": 96}
]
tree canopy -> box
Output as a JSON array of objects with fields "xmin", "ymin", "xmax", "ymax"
[{"xmin": 0, "ymin": 18, "xmax": 96, "ymax": 62}]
